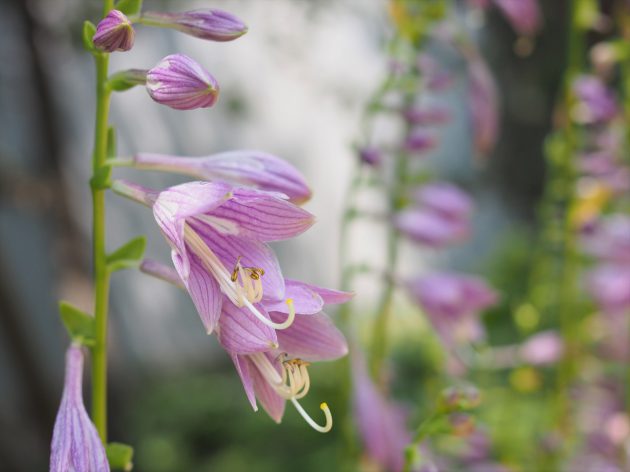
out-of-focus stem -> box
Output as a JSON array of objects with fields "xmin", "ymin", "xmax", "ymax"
[{"xmin": 91, "ymin": 0, "xmax": 114, "ymax": 442}]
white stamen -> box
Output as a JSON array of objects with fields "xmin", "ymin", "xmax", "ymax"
[
  {"xmin": 249, "ymin": 352, "xmax": 332, "ymax": 433},
  {"xmin": 183, "ymin": 223, "xmax": 295, "ymax": 330}
]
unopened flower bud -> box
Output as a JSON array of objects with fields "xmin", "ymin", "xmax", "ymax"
[
  {"xmin": 93, "ymin": 10, "xmax": 135, "ymax": 52},
  {"xmin": 141, "ymin": 9, "xmax": 247, "ymax": 42},
  {"xmin": 358, "ymin": 147, "xmax": 382, "ymax": 167},
  {"xmin": 146, "ymin": 54, "xmax": 219, "ymax": 110}
]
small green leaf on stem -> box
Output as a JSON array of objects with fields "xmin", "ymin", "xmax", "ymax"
[
  {"xmin": 59, "ymin": 302, "xmax": 95, "ymax": 346},
  {"xmin": 82, "ymin": 21, "xmax": 97, "ymax": 53},
  {"xmin": 90, "ymin": 165, "xmax": 112, "ymax": 190},
  {"xmin": 106, "ymin": 442, "xmax": 134, "ymax": 471},
  {"xmin": 106, "ymin": 236, "xmax": 147, "ymax": 272},
  {"xmin": 108, "ymin": 69, "xmax": 147, "ymax": 92},
  {"xmin": 107, "ymin": 127, "xmax": 117, "ymax": 160},
  {"xmin": 115, "ymin": 0, "xmax": 143, "ymax": 17}
]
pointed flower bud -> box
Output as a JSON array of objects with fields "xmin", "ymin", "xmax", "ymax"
[
  {"xmin": 50, "ymin": 345, "xmax": 110, "ymax": 472},
  {"xmin": 141, "ymin": 9, "xmax": 247, "ymax": 42},
  {"xmin": 93, "ymin": 10, "xmax": 135, "ymax": 52},
  {"xmin": 146, "ymin": 54, "xmax": 219, "ymax": 110}
]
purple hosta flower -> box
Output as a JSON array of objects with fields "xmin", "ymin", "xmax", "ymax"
[
  {"xmin": 586, "ymin": 265, "xmax": 630, "ymax": 315},
  {"xmin": 142, "ymin": 9, "xmax": 247, "ymax": 42},
  {"xmin": 413, "ymin": 182, "xmax": 473, "ymax": 222},
  {"xmin": 579, "ymin": 152, "xmax": 630, "ymax": 194},
  {"xmin": 227, "ymin": 280, "xmax": 352, "ymax": 431},
  {"xmin": 404, "ymin": 130, "xmax": 438, "ymax": 154},
  {"xmin": 468, "ymin": 56, "xmax": 499, "ymax": 156},
  {"xmin": 519, "ymin": 331, "xmax": 564, "ymax": 366},
  {"xmin": 112, "ymin": 179, "xmax": 314, "ymax": 334},
  {"xmin": 395, "ymin": 209, "xmax": 469, "ymax": 248},
  {"xmin": 407, "ymin": 273, "xmax": 498, "ymax": 348},
  {"xmin": 352, "ymin": 353, "xmax": 411, "ymax": 472},
  {"xmin": 133, "ymin": 150, "xmax": 312, "ymax": 204},
  {"xmin": 146, "ymin": 54, "xmax": 219, "ymax": 110},
  {"xmin": 93, "ymin": 10, "xmax": 135, "ymax": 52},
  {"xmin": 581, "ymin": 215, "xmax": 630, "ymax": 264},
  {"xmin": 403, "ymin": 106, "xmax": 451, "ymax": 126},
  {"xmin": 572, "ymin": 76, "xmax": 618, "ymax": 124},
  {"xmin": 358, "ymin": 147, "xmax": 382, "ymax": 167},
  {"xmin": 139, "ymin": 256, "xmax": 352, "ymax": 431},
  {"xmin": 418, "ymin": 54, "xmax": 454, "ymax": 92},
  {"xmin": 50, "ymin": 345, "xmax": 109, "ymax": 472},
  {"xmin": 493, "ymin": 0, "xmax": 541, "ymax": 36}
]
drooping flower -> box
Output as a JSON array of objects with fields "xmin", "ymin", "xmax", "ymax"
[
  {"xmin": 413, "ymin": 182, "xmax": 473, "ymax": 222},
  {"xmin": 404, "ymin": 130, "xmax": 438, "ymax": 154},
  {"xmin": 140, "ymin": 257, "xmax": 351, "ymax": 431},
  {"xmin": 572, "ymin": 76, "xmax": 618, "ymax": 125},
  {"xmin": 133, "ymin": 150, "xmax": 311, "ymax": 204},
  {"xmin": 467, "ymin": 55, "xmax": 499, "ymax": 156},
  {"xmin": 146, "ymin": 54, "xmax": 219, "ymax": 110},
  {"xmin": 395, "ymin": 208, "xmax": 469, "ymax": 248},
  {"xmin": 586, "ymin": 265, "xmax": 630, "ymax": 315},
  {"xmin": 352, "ymin": 352, "xmax": 412, "ymax": 472},
  {"xmin": 407, "ymin": 272, "xmax": 498, "ymax": 347},
  {"xmin": 141, "ymin": 9, "xmax": 248, "ymax": 42},
  {"xmin": 519, "ymin": 331, "xmax": 564, "ymax": 366},
  {"xmin": 113, "ymin": 179, "xmax": 314, "ymax": 334},
  {"xmin": 93, "ymin": 10, "xmax": 135, "ymax": 52},
  {"xmin": 358, "ymin": 147, "xmax": 382, "ymax": 167},
  {"xmin": 50, "ymin": 345, "xmax": 110, "ymax": 472},
  {"xmin": 493, "ymin": 0, "xmax": 542, "ymax": 36},
  {"xmin": 227, "ymin": 281, "xmax": 351, "ymax": 431}
]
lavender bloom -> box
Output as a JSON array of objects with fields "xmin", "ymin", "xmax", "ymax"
[
  {"xmin": 468, "ymin": 56, "xmax": 499, "ymax": 156},
  {"xmin": 413, "ymin": 182, "xmax": 473, "ymax": 222},
  {"xmin": 112, "ymin": 180, "xmax": 314, "ymax": 334},
  {"xmin": 50, "ymin": 345, "xmax": 110, "ymax": 472},
  {"xmin": 519, "ymin": 331, "xmax": 564, "ymax": 366},
  {"xmin": 359, "ymin": 147, "xmax": 382, "ymax": 167},
  {"xmin": 93, "ymin": 10, "xmax": 135, "ymax": 52},
  {"xmin": 133, "ymin": 150, "xmax": 312, "ymax": 204},
  {"xmin": 395, "ymin": 209, "xmax": 469, "ymax": 248},
  {"xmin": 146, "ymin": 54, "xmax": 219, "ymax": 110},
  {"xmin": 404, "ymin": 106, "xmax": 451, "ymax": 126},
  {"xmin": 586, "ymin": 265, "xmax": 630, "ymax": 315},
  {"xmin": 581, "ymin": 215, "xmax": 630, "ymax": 264},
  {"xmin": 573, "ymin": 76, "xmax": 618, "ymax": 124},
  {"xmin": 352, "ymin": 353, "xmax": 411, "ymax": 472},
  {"xmin": 227, "ymin": 281, "xmax": 351, "ymax": 431},
  {"xmin": 493, "ymin": 0, "xmax": 541, "ymax": 36},
  {"xmin": 404, "ymin": 130, "xmax": 438, "ymax": 154},
  {"xmin": 142, "ymin": 9, "xmax": 247, "ymax": 42},
  {"xmin": 407, "ymin": 273, "xmax": 498, "ymax": 347}
]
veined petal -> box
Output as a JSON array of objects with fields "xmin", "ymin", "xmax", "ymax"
[
  {"xmin": 301, "ymin": 281, "xmax": 354, "ymax": 305},
  {"xmin": 271, "ymin": 311, "xmax": 348, "ymax": 361},
  {"xmin": 208, "ymin": 187, "xmax": 315, "ymax": 241},
  {"xmin": 264, "ymin": 279, "xmax": 324, "ymax": 315},
  {"xmin": 134, "ymin": 150, "xmax": 312, "ymax": 204},
  {"xmin": 218, "ymin": 302, "xmax": 278, "ymax": 354},
  {"xmin": 250, "ymin": 353, "xmax": 286, "ymax": 423},
  {"xmin": 189, "ymin": 221, "xmax": 285, "ymax": 301},
  {"xmin": 186, "ymin": 255, "xmax": 222, "ymax": 333},
  {"xmin": 230, "ymin": 353, "xmax": 257, "ymax": 411}
]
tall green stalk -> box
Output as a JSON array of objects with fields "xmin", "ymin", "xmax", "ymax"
[{"xmin": 90, "ymin": 0, "xmax": 114, "ymax": 442}]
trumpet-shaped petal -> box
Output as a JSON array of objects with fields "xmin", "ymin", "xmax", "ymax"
[
  {"xmin": 395, "ymin": 209, "xmax": 469, "ymax": 248},
  {"xmin": 146, "ymin": 54, "xmax": 219, "ymax": 110},
  {"xmin": 93, "ymin": 10, "xmax": 135, "ymax": 52},
  {"xmin": 271, "ymin": 311, "xmax": 348, "ymax": 361},
  {"xmin": 468, "ymin": 56, "xmax": 499, "ymax": 156},
  {"xmin": 134, "ymin": 150, "xmax": 312, "ymax": 204},
  {"xmin": 218, "ymin": 302, "xmax": 278, "ymax": 354},
  {"xmin": 142, "ymin": 9, "xmax": 247, "ymax": 42},
  {"xmin": 50, "ymin": 346, "xmax": 110, "ymax": 472},
  {"xmin": 407, "ymin": 272, "xmax": 498, "ymax": 347},
  {"xmin": 413, "ymin": 182, "xmax": 473, "ymax": 221}
]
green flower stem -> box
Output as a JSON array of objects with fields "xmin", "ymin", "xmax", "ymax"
[{"xmin": 91, "ymin": 0, "xmax": 114, "ymax": 442}]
